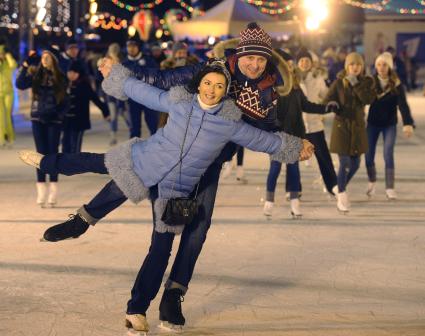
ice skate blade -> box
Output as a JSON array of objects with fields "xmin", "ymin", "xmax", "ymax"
[
  {"xmin": 39, "ymin": 236, "xmax": 78, "ymax": 243},
  {"xmin": 127, "ymin": 328, "xmax": 147, "ymax": 336},
  {"xmin": 158, "ymin": 321, "xmax": 183, "ymax": 333},
  {"xmin": 337, "ymin": 209, "xmax": 349, "ymax": 215},
  {"xmin": 291, "ymin": 212, "xmax": 302, "ymax": 219}
]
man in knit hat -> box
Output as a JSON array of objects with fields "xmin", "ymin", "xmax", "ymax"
[
  {"xmin": 47, "ymin": 22, "xmax": 313, "ymax": 332},
  {"xmin": 160, "ymin": 41, "xmax": 199, "ymax": 69},
  {"xmin": 122, "ymin": 36, "xmax": 159, "ymax": 138}
]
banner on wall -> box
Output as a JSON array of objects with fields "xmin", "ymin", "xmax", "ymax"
[{"xmin": 396, "ymin": 33, "xmax": 425, "ymax": 62}]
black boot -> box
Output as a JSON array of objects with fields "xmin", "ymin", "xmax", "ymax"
[
  {"xmin": 43, "ymin": 214, "xmax": 90, "ymax": 242},
  {"xmin": 159, "ymin": 288, "xmax": 185, "ymax": 326}
]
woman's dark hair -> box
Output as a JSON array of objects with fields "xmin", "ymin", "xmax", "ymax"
[
  {"xmin": 32, "ymin": 52, "xmax": 67, "ymax": 103},
  {"xmin": 186, "ymin": 63, "xmax": 230, "ymax": 94}
]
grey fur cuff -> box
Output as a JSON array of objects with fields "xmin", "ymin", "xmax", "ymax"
[
  {"xmin": 101, "ymin": 64, "xmax": 132, "ymax": 101},
  {"xmin": 153, "ymin": 199, "xmax": 185, "ymax": 235},
  {"xmin": 218, "ymin": 99, "xmax": 242, "ymax": 121},
  {"xmin": 270, "ymin": 132, "xmax": 303, "ymax": 164},
  {"xmin": 104, "ymin": 138, "xmax": 149, "ymax": 204}
]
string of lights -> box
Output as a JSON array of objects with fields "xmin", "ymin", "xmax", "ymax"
[
  {"xmin": 107, "ymin": 0, "xmax": 204, "ymax": 14},
  {"xmin": 243, "ymin": 0, "xmax": 293, "ymax": 9},
  {"xmin": 244, "ymin": 0, "xmax": 298, "ymax": 14},
  {"xmin": 0, "ymin": 0, "xmax": 19, "ymax": 29},
  {"xmin": 92, "ymin": 13, "xmax": 129, "ymax": 30},
  {"xmin": 108, "ymin": 0, "xmax": 164, "ymax": 11},
  {"xmin": 342, "ymin": 0, "xmax": 390, "ymax": 11}
]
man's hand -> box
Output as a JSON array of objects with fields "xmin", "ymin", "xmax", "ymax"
[
  {"xmin": 98, "ymin": 57, "xmax": 117, "ymax": 78},
  {"xmin": 299, "ymin": 139, "xmax": 314, "ymax": 161}
]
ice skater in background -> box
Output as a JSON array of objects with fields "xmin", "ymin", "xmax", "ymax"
[
  {"xmin": 365, "ymin": 52, "xmax": 415, "ymax": 200},
  {"xmin": 324, "ymin": 52, "xmax": 376, "ymax": 213}
]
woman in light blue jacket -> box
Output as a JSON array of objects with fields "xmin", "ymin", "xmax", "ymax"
[
  {"xmin": 21, "ymin": 61, "xmax": 304, "ymax": 233},
  {"xmin": 20, "ymin": 61, "xmax": 306, "ymax": 332}
]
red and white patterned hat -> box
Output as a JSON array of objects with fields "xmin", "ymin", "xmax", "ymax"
[{"xmin": 236, "ymin": 22, "xmax": 272, "ymax": 59}]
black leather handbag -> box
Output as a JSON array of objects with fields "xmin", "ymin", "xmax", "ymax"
[
  {"xmin": 161, "ymin": 108, "xmax": 204, "ymax": 227},
  {"xmin": 161, "ymin": 197, "xmax": 199, "ymax": 227}
]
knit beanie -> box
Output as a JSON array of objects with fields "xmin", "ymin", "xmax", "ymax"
[
  {"xmin": 375, "ymin": 51, "xmax": 394, "ymax": 70},
  {"xmin": 236, "ymin": 22, "xmax": 272, "ymax": 59},
  {"xmin": 67, "ymin": 60, "xmax": 85, "ymax": 75},
  {"xmin": 126, "ymin": 36, "xmax": 141, "ymax": 48},
  {"xmin": 65, "ymin": 38, "xmax": 78, "ymax": 49},
  {"xmin": 295, "ymin": 47, "xmax": 312, "ymax": 63},
  {"xmin": 344, "ymin": 52, "xmax": 364, "ymax": 71},
  {"xmin": 42, "ymin": 45, "xmax": 60, "ymax": 63},
  {"xmin": 172, "ymin": 41, "xmax": 188, "ymax": 55}
]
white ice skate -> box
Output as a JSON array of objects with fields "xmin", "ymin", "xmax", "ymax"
[
  {"xmin": 263, "ymin": 201, "xmax": 274, "ymax": 217},
  {"xmin": 366, "ymin": 182, "xmax": 376, "ymax": 198},
  {"xmin": 336, "ymin": 191, "xmax": 350, "ymax": 214},
  {"xmin": 125, "ymin": 314, "xmax": 149, "ymax": 336},
  {"xmin": 221, "ymin": 161, "xmax": 233, "ymax": 179},
  {"xmin": 290, "ymin": 198, "xmax": 302, "ymax": 219},
  {"xmin": 158, "ymin": 321, "xmax": 183, "ymax": 333},
  {"xmin": 386, "ymin": 188, "xmax": 397, "ymax": 200},
  {"xmin": 19, "ymin": 150, "xmax": 43, "ymax": 168}
]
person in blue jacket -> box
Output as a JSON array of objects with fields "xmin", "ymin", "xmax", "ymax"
[
  {"xmin": 20, "ymin": 62, "xmax": 307, "ymax": 332},
  {"xmin": 20, "ymin": 23, "xmax": 314, "ymax": 330},
  {"xmin": 122, "ymin": 37, "xmax": 159, "ymax": 138}
]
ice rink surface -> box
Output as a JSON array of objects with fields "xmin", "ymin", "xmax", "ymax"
[{"xmin": 1, "ymin": 93, "xmax": 424, "ymax": 335}]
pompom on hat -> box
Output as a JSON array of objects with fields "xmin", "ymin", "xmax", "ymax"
[{"xmin": 236, "ymin": 22, "xmax": 272, "ymax": 59}]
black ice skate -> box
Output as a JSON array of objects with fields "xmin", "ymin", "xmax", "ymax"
[
  {"xmin": 158, "ymin": 288, "xmax": 185, "ymax": 331},
  {"xmin": 42, "ymin": 213, "xmax": 90, "ymax": 242}
]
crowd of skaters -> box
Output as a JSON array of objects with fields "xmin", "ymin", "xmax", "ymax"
[
  {"xmin": 0, "ymin": 31, "xmax": 420, "ymax": 214},
  {"xmin": 1, "ymin": 21, "xmax": 421, "ymax": 333}
]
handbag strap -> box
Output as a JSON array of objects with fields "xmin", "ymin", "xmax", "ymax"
[{"xmin": 169, "ymin": 107, "xmax": 205, "ymax": 200}]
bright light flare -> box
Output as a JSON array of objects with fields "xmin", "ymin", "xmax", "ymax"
[{"xmin": 303, "ymin": 0, "xmax": 329, "ymax": 31}]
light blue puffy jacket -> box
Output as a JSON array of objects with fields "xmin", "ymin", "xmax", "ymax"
[{"xmin": 105, "ymin": 76, "xmax": 302, "ymax": 203}]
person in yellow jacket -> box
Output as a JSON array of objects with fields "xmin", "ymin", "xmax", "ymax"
[{"xmin": 0, "ymin": 43, "xmax": 17, "ymax": 147}]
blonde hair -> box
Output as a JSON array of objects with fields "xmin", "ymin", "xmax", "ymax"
[{"xmin": 344, "ymin": 52, "xmax": 364, "ymax": 72}]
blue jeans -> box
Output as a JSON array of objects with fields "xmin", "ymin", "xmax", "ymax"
[
  {"xmin": 54, "ymin": 143, "xmax": 237, "ymax": 314},
  {"xmin": 337, "ymin": 155, "xmax": 360, "ymax": 192},
  {"xmin": 266, "ymin": 160, "xmax": 301, "ymax": 201},
  {"xmin": 31, "ymin": 121, "xmax": 61, "ymax": 182},
  {"xmin": 128, "ymin": 100, "xmax": 159, "ymax": 138},
  {"xmin": 365, "ymin": 124, "xmax": 396, "ymax": 188},
  {"xmin": 127, "ymin": 155, "xmax": 223, "ymax": 313},
  {"xmin": 305, "ymin": 131, "xmax": 337, "ymax": 194},
  {"xmin": 107, "ymin": 98, "xmax": 129, "ymax": 133},
  {"xmin": 62, "ymin": 130, "xmax": 84, "ymax": 153},
  {"xmin": 236, "ymin": 146, "xmax": 244, "ymax": 166}
]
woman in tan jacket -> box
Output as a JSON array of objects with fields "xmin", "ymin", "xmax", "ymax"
[{"xmin": 325, "ymin": 52, "xmax": 376, "ymax": 212}]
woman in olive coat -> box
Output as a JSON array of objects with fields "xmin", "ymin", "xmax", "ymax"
[{"xmin": 324, "ymin": 52, "xmax": 376, "ymax": 212}]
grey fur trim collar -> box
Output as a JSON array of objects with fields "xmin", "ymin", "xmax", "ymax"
[
  {"xmin": 104, "ymin": 138, "xmax": 150, "ymax": 204},
  {"xmin": 169, "ymin": 86, "xmax": 193, "ymax": 104},
  {"xmin": 213, "ymin": 38, "xmax": 293, "ymax": 96}
]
